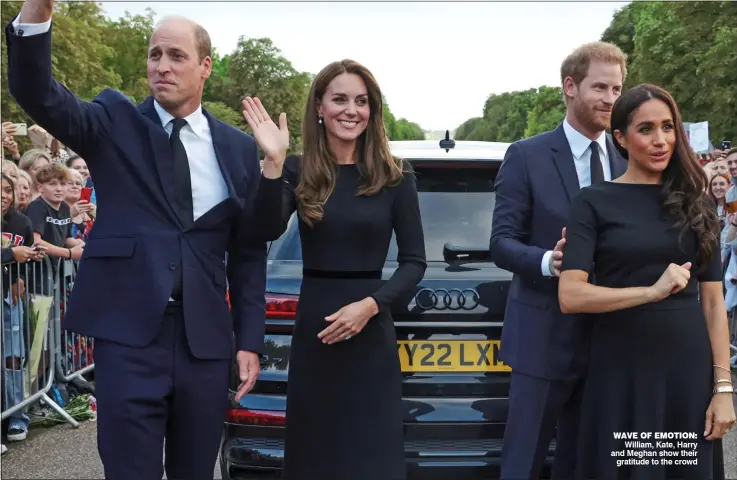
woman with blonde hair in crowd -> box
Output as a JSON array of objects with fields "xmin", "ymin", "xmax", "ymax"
[
  {"xmin": 64, "ymin": 168, "xmax": 95, "ymax": 241},
  {"xmin": 17, "ymin": 149, "xmax": 51, "ymax": 201},
  {"xmin": 2, "ymin": 159, "xmax": 20, "ymax": 181},
  {"xmin": 242, "ymin": 59, "xmax": 427, "ymax": 480},
  {"xmin": 14, "ymin": 170, "xmax": 32, "ymax": 214}
]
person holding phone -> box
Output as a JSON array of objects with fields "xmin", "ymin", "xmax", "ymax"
[
  {"xmin": 1, "ymin": 122, "xmax": 23, "ymax": 162},
  {"xmin": 1, "ymin": 172, "xmax": 44, "ymax": 443},
  {"xmin": 65, "ymin": 169, "xmax": 95, "ymax": 241}
]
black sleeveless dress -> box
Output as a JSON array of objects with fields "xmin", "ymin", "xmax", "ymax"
[
  {"xmin": 278, "ymin": 155, "xmax": 426, "ymax": 480},
  {"xmin": 561, "ymin": 182, "xmax": 725, "ymax": 480}
]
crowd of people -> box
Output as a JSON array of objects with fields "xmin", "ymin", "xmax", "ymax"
[
  {"xmin": 704, "ymin": 147, "xmax": 737, "ymax": 340},
  {"xmin": 1, "ymin": 3, "xmax": 735, "ymax": 478},
  {"xmin": 1, "ymin": 122, "xmax": 95, "ymax": 454}
]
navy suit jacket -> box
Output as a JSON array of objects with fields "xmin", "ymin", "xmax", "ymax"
[
  {"xmin": 5, "ymin": 21, "xmax": 278, "ymax": 360},
  {"xmin": 490, "ymin": 124, "xmax": 627, "ymax": 380}
]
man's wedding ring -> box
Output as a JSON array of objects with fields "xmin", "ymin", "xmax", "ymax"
[{"xmin": 344, "ymin": 335, "xmax": 352, "ymax": 340}]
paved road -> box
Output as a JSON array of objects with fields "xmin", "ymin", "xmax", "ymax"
[
  {"xmin": 1, "ymin": 420, "xmax": 221, "ymax": 479},
  {"xmin": 2, "ymin": 394, "xmax": 737, "ymax": 479}
]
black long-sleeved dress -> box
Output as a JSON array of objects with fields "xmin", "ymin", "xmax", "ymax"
[
  {"xmin": 561, "ymin": 182, "xmax": 725, "ymax": 480},
  {"xmin": 266, "ymin": 155, "xmax": 426, "ymax": 480}
]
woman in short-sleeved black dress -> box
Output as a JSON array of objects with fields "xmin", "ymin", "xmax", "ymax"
[
  {"xmin": 242, "ymin": 60, "xmax": 427, "ymax": 480},
  {"xmin": 559, "ymin": 84, "xmax": 735, "ymax": 480}
]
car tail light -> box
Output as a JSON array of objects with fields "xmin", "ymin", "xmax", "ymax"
[
  {"xmin": 227, "ymin": 408, "xmax": 286, "ymax": 426},
  {"xmin": 265, "ymin": 293, "xmax": 298, "ymax": 319}
]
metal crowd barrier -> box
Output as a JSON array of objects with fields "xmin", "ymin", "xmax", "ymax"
[
  {"xmin": 52, "ymin": 257, "xmax": 95, "ymax": 384},
  {"xmin": 1, "ymin": 256, "xmax": 79, "ymax": 427}
]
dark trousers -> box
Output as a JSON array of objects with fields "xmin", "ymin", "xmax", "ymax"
[
  {"xmin": 501, "ymin": 372, "xmax": 584, "ymax": 480},
  {"xmin": 94, "ymin": 303, "xmax": 230, "ymax": 480}
]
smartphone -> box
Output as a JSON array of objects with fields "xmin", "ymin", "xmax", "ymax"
[
  {"xmin": 721, "ymin": 140, "xmax": 732, "ymax": 151},
  {"xmin": 12, "ymin": 123, "xmax": 27, "ymax": 136},
  {"xmin": 80, "ymin": 187, "xmax": 92, "ymax": 203}
]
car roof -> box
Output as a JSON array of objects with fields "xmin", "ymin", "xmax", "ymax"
[{"xmin": 389, "ymin": 140, "xmax": 510, "ymax": 161}]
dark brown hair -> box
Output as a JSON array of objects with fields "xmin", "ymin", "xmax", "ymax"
[
  {"xmin": 297, "ymin": 59, "xmax": 403, "ymax": 226},
  {"xmin": 611, "ymin": 84, "xmax": 720, "ymax": 273}
]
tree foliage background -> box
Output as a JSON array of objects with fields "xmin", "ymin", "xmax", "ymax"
[
  {"xmin": 455, "ymin": 1, "xmax": 736, "ymax": 145},
  {"xmin": 1, "ymin": 1, "xmax": 424, "ymax": 154}
]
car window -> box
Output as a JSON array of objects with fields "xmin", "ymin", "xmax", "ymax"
[{"xmin": 267, "ymin": 163, "xmax": 498, "ymax": 262}]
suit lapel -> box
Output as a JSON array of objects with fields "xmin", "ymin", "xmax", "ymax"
[
  {"xmin": 551, "ymin": 123, "xmax": 580, "ymax": 203},
  {"xmin": 138, "ymin": 97, "xmax": 185, "ymax": 228},
  {"xmin": 204, "ymin": 109, "xmax": 243, "ymax": 209}
]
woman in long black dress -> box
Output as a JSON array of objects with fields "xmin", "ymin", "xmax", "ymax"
[
  {"xmin": 242, "ymin": 60, "xmax": 426, "ymax": 480},
  {"xmin": 558, "ymin": 84, "xmax": 735, "ymax": 479}
]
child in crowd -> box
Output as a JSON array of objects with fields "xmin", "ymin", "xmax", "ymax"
[{"xmin": 24, "ymin": 163, "xmax": 84, "ymax": 295}]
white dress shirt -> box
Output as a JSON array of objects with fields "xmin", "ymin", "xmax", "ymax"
[
  {"xmin": 154, "ymin": 102, "xmax": 229, "ymax": 221},
  {"xmin": 541, "ymin": 118, "xmax": 611, "ymax": 277},
  {"xmin": 10, "ymin": 16, "xmax": 229, "ymax": 222}
]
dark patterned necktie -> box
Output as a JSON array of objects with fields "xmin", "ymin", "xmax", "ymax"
[
  {"xmin": 590, "ymin": 141, "xmax": 605, "ymax": 185},
  {"xmin": 170, "ymin": 118, "xmax": 194, "ymax": 227}
]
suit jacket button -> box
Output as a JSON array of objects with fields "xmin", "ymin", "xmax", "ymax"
[{"xmin": 169, "ymin": 264, "xmax": 177, "ymax": 271}]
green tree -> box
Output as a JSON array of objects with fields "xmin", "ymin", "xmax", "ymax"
[
  {"xmin": 393, "ymin": 118, "xmax": 425, "ymax": 140},
  {"xmin": 224, "ymin": 37, "xmax": 311, "ymax": 151},
  {"xmin": 2, "ymin": 1, "xmax": 120, "ymax": 123},
  {"xmin": 383, "ymin": 101, "xmax": 425, "ymax": 140},
  {"xmin": 203, "ymin": 48, "xmax": 233, "ymax": 106},
  {"xmin": 203, "ymin": 101, "xmax": 244, "ymax": 128},
  {"xmin": 1, "ymin": 4, "xmax": 426, "ymax": 153},
  {"xmin": 101, "ymin": 9, "xmax": 155, "ymax": 103},
  {"xmin": 600, "ymin": 2, "xmax": 646, "ymax": 87},
  {"xmin": 455, "ymin": 87, "xmax": 563, "ymax": 142},
  {"xmin": 524, "ymin": 86, "xmax": 566, "ymax": 137},
  {"xmin": 454, "ymin": 117, "xmax": 484, "ymax": 140},
  {"xmin": 604, "ymin": 1, "xmax": 737, "ymax": 144}
]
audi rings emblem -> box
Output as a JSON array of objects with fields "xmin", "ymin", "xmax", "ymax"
[{"xmin": 414, "ymin": 288, "xmax": 480, "ymax": 311}]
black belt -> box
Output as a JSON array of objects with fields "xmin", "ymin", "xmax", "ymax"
[{"xmin": 302, "ymin": 268, "xmax": 382, "ymax": 280}]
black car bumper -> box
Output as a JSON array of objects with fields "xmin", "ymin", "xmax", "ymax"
[{"xmin": 220, "ymin": 423, "xmax": 556, "ymax": 480}]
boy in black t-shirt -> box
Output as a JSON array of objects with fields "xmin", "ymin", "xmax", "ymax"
[{"xmin": 24, "ymin": 163, "xmax": 84, "ymax": 294}]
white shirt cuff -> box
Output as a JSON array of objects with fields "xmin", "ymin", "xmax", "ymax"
[
  {"xmin": 541, "ymin": 250, "xmax": 554, "ymax": 277},
  {"xmin": 11, "ymin": 15, "xmax": 51, "ymax": 36}
]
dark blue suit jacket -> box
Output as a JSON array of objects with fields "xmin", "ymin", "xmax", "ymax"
[
  {"xmin": 490, "ymin": 124, "xmax": 627, "ymax": 380},
  {"xmin": 5, "ymin": 21, "xmax": 277, "ymax": 360}
]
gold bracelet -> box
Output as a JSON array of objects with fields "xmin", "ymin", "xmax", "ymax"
[
  {"xmin": 713, "ymin": 365, "xmax": 732, "ymax": 374},
  {"xmin": 713, "ymin": 385, "xmax": 735, "ymax": 395},
  {"xmin": 714, "ymin": 379, "xmax": 733, "ymax": 385}
]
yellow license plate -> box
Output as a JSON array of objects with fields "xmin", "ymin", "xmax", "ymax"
[{"xmin": 397, "ymin": 340, "xmax": 511, "ymax": 373}]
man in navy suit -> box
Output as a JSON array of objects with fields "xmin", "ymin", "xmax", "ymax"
[
  {"xmin": 490, "ymin": 42, "xmax": 629, "ymax": 479},
  {"xmin": 5, "ymin": 1, "xmax": 287, "ymax": 478}
]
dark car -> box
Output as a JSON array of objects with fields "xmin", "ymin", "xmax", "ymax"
[{"xmin": 219, "ymin": 139, "xmax": 556, "ymax": 479}]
